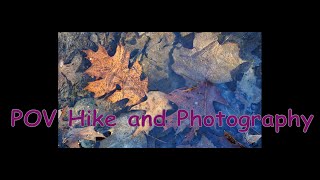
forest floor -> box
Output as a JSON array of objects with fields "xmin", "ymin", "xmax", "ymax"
[{"xmin": 58, "ymin": 32, "xmax": 262, "ymax": 148}]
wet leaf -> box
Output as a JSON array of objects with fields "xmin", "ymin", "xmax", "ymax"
[
  {"xmin": 83, "ymin": 44, "xmax": 148, "ymax": 106},
  {"xmin": 59, "ymin": 53, "xmax": 82, "ymax": 85},
  {"xmin": 130, "ymin": 91, "xmax": 172, "ymax": 137},
  {"xmin": 236, "ymin": 66, "xmax": 261, "ymax": 108},
  {"xmin": 139, "ymin": 32, "xmax": 176, "ymax": 92},
  {"xmin": 164, "ymin": 81, "xmax": 228, "ymax": 143},
  {"xmin": 223, "ymin": 131, "xmax": 246, "ymax": 148},
  {"xmin": 99, "ymin": 112, "xmax": 147, "ymax": 148},
  {"xmin": 172, "ymin": 32, "xmax": 244, "ymax": 86},
  {"xmin": 64, "ymin": 126, "xmax": 106, "ymax": 148},
  {"xmin": 177, "ymin": 135, "xmax": 216, "ymax": 148},
  {"xmin": 245, "ymin": 132, "xmax": 262, "ymax": 144}
]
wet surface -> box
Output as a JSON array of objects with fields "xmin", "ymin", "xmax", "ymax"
[{"xmin": 58, "ymin": 32, "xmax": 261, "ymax": 148}]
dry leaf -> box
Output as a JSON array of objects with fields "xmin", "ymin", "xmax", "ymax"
[
  {"xmin": 83, "ymin": 44, "xmax": 148, "ymax": 106},
  {"xmin": 172, "ymin": 32, "xmax": 244, "ymax": 85},
  {"xmin": 130, "ymin": 91, "xmax": 172, "ymax": 137},
  {"xmin": 164, "ymin": 82, "xmax": 228, "ymax": 143},
  {"xmin": 64, "ymin": 126, "xmax": 106, "ymax": 148}
]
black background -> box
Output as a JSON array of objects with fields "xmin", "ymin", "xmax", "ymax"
[{"xmin": 1, "ymin": 16, "xmax": 319, "ymax": 170}]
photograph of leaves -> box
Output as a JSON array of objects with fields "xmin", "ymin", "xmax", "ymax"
[{"xmin": 58, "ymin": 32, "xmax": 261, "ymax": 148}]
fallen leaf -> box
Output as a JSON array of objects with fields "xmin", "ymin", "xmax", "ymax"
[
  {"xmin": 59, "ymin": 53, "xmax": 83, "ymax": 85},
  {"xmin": 175, "ymin": 118, "xmax": 190, "ymax": 135},
  {"xmin": 164, "ymin": 81, "xmax": 228, "ymax": 143},
  {"xmin": 58, "ymin": 106, "xmax": 69, "ymax": 131},
  {"xmin": 193, "ymin": 32, "xmax": 220, "ymax": 50},
  {"xmin": 58, "ymin": 106, "xmax": 70, "ymax": 148},
  {"xmin": 180, "ymin": 32, "xmax": 193, "ymax": 37},
  {"xmin": 130, "ymin": 91, "xmax": 172, "ymax": 137},
  {"xmin": 223, "ymin": 131, "xmax": 246, "ymax": 148},
  {"xmin": 177, "ymin": 135, "xmax": 216, "ymax": 148},
  {"xmin": 99, "ymin": 112, "xmax": 147, "ymax": 148},
  {"xmin": 58, "ymin": 52, "xmax": 92, "ymax": 108},
  {"xmin": 138, "ymin": 32, "xmax": 146, "ymax": 37},
  {"xmin": 236, "ymin": 66, "xmax": 261, "ymax": 108},
  {"xmin": 122, "ymin": 32, "xmax": 149, "ymax": 59},
  {"xmin": 64, "ymin": 126, "xmax": 106, "ymax": 148},
  {"xmin": 58, "ymin": 32, "xmax": 96, "ymax": 65},
  {"xmin": 67, "ymin": 98, "xmax": 99, "ymax": 127},
  {"xmin": 139, "ymin": 32, "xmax": 176, "ymax": 92},
  {"xmin": 83, "ymin": 44, "xmax": 148, "ymax": 106},
  {"xmin": 245, "ymin": 132, "xmax": 262, "ymax": 144},
  {"xmin": 219, "ymin": 32, "xmax": 261, "ymax": 66},
  {"xmin": 172, "ymin": 32, "xmax": 244, "ymax": 86}
]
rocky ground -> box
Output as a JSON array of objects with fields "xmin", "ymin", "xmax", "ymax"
[{"xmin": 58, "ymin": 32, "xmax": 261, "ymax": 148}]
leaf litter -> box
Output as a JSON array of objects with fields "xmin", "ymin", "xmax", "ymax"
[{"xmin": 58, "ymin": 32, "xmax": 262, "ymax": 148}]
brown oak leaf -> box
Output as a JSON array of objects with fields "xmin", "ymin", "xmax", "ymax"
[
  {"xmin": 83, "ymin": 44, "xmax": 148, "ymax": 106},
  {"xmin": 164, "ymin": 81, "xmax": 228, "ymax": 143},
  {"xmin": 64, "ymin": 126, "xmax": 106, "ymax": 148},
  {"xmin": 130, "ymin": 91, "xmax": 172, "ymax": 137}
]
